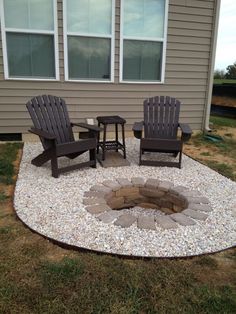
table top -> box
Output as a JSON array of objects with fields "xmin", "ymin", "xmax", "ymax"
[{"xmin": 97, "ymin": 115, "xmax": 126, "ymax": 125}]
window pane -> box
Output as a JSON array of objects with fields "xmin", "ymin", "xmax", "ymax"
[
  {"xmin": 124, "ymin": 0, "xmax": 165, "ymax": 38},
  {"xmin": 6, "ymin": 33, "xmax": 55, "ymax": 78},
  {"xmin": 68, "ymin": 36, "xmax": 110, "ymax": 80},
  {"xmin": 67, "ymin": 0, "xmax": 112, "ymax": 35},
  {"xmin": 123, "ymin": 40, "xmax": 162, "ymax": 81},
  {"xmin": 4, "ymin": 0, "xmax": 54, "ymax": 30}
]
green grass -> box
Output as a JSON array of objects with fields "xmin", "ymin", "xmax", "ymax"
[
  {"xmin": 214, "ymin": 79, "xmax": 236, "ymax": 84},
  {"xmin": 0, "ymin": 143, "xmax": 22, "ymax": 184},
  {"xmin": 210, "ymin": 116, "xmax": 236, "ymax": 128},
  {"xmin": 0, "ymin": 191, "xmax": 8, "ymax": 202},
  {"xmin": 204, "ymin": 161, "xmax": 236, "ymax": 181}
]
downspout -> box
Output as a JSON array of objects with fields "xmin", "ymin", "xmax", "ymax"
[{"xmin": 204, "ymin": 0, "xmax": 221, "ymax": 132}]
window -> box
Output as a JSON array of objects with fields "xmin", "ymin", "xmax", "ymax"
[
  {"xmin": 0, "ymin": 0, "xmax": 59, "ymax": 80},
  {"xmin": 64, "ymin": 0, "xmax": 115, "ymax": 82},
  {"xmin": 120, "ymin": 0, "xmax": 168, "ymax": 83}
]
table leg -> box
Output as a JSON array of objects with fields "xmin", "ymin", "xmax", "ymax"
[
  {"xmin": 115, "ymin": 123, "xmax": 118, "ymax": 152},
  {"xmin": 122, "ymin": 123, "xmax": 126, "ymax": 159},
  {"xmin": 97, "ymin": 122, "xmax": 100, "ymax": 154},
  {"xmin": 102, "ymin": 124, "xmax": 107, "ymax": 160}
]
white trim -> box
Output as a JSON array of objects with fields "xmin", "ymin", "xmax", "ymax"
[
  {"xmin": 67, "ymin": 31, "xmax": 112, "ymax": 39},
  {"xmin": 119, "ymin": 0, "xmax": 169, "ymax": 84},
  {"xmin": 66, "ymin": 79, "xmax": 114, "ymax": 84},
  {"xmin": 63, "ymin": 0, "xmax": 115, "ymax": 83},
  {"xmin": 0, "ymin": 0, "xmax": 9, "ymax": 79},
  {"xmin": 53, "ymin": 0, "xmax": 59, "ymax": 80},
  {"xmin": 5, "ymin": 28, "xmax": 55, "ymax": 35},
  {"xmin": 5, "ymin": 77, "xmax": 59, "ymax": 81},
  {"xmin": 0, "ymin": 0, "xmax": 59, "ymax": 81},
  {"xmin": 204, "ymin": 0, "xmax": 221, "ymax": 131},
  {"xmin": 122, "ymin": 35, "xmax": 165, "ymax": 42}
]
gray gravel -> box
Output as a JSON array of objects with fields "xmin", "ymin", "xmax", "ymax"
[{"xmin": 14, "ymin": 139, "xmax": 236, "ymax": 257}]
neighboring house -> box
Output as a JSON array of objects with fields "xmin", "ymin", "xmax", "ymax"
[{"xmin": 0, "ymin": 0, "xmax": 220, "ymax": 139}]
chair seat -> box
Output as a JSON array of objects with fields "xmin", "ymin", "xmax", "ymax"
[
  {"xmin": 56, "ymin": 138, "xmax": 96, "ymax": 157},
  {"xmin": 141, "ymin": 138, "xmax": 182, "ymax": 152}
]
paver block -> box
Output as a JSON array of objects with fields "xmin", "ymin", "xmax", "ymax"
[
  {"xmin": 182, "ymin": 208, "xmax": 208, "ymax": 221},
  {"xmin": 145, "ymin": 178, "xmax": 159, "ymax": 189},
  {"xmin": 160, "ymin": 207, "xmax": 174, "ymax": 214},
  {"xmin": 90, "ymin": 185, "xmax": 112, "ymax": 194},
  {"xmin": 116, "ymin": 187, "xmax": 139, "ymax": 197},
  {"xmin": 131, "ymin": 177, "xmax": 145, "ymax": 187},
  {"xmin": 137, "ymin": 216, "xmax": 156, "ymax": 230},
  {"xmin": 116, "ymin": 178, "xmax": 132, "ymax": 187},
  {"xmin": 97, "ymin": 210, "xmax": 123, "ymax": 223},
  {"xmin": 188, "ymin": 203, "xmax": 212, "ymax": 212},
  {"xmin": 170, "ymin": 213, "xmax": 196, "ymax": 226},
  {"xmin": 158, "ymin": 181, "xmax": 173, "ymax": 192},
  {"xmin": 83, "ymin": 197, "xmax": 106, "ymax": 205},
  {"xmin": 86, "ymin": 204, "xmax": 111, "ymax": 215},
  {"xmin": 139, "ymin": 202, "xmax": 159, "ymax": 209},
  {"xmin": 169, "ymin": 186, "xmax": 187, "ymax": 195},
  {"xmin": 102, "ymin": 180, "xmax": 121, "ymax": 191},
  {"xmin": 186, "ymin": 196, "xmax": 210, "ymax": 205},
  {"xmin": 84, "ymin": 191, "xmax": 106, "ymax": 198},
  {"xmin": 140, "ymin": 188, "xmax": 165, "ymax": 198},
  {"xmin": 181, "ymin": 190, "xmax": 202, "ymax": 198},
  {"xmin": 107, "ymin": 197, "xmax": 125, "ymax": 209},
  {"xmin": 166, "ymin": 194, "xmax": 187, "ymax": 207},
  {"xmin": 155, "ymin": 216, "xmax": 178, "ymax": 229},
  {"xmin": 114, "ymin": 214, "xmax": 136, "ymax": 228}
]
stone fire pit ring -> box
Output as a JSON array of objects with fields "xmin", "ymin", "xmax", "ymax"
[{"xmin": 83, "ymin": 178, "xmax": 211, "ymax": 230}]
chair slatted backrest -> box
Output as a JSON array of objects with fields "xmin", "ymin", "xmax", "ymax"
[
  {"xmin": 26, "ymin": 95, "xmax": 74, "ymax": 148},
  {"xmin": 144, "ymin": 96, "xmax": 180, "ymax": 139}
]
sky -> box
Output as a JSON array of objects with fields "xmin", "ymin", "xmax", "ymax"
[{"xmin": 215, "ymin": 0, "xmax": 236, "ymax": 70}]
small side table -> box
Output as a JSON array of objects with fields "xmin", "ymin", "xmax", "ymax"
[{"xmin": 97, "ymin": 115, "xmax": 126, "ymax": 161}]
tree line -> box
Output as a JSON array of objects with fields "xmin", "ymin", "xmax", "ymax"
[{"xmin": 214, "ymin": 61, "xmax": 236, "ymax": 79}]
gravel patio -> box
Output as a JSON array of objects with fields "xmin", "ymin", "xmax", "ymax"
[{"xmin": 14, "ymin": 138, "xmax": 236, "ymax": 258}]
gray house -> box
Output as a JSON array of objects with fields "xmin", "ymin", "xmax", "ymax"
[{"xmin": 0, "ymin": 0, "xmax": 220, "ymax": 140}]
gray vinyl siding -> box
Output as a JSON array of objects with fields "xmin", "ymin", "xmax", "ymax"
[{"xmin": 0, "ymin": 0, "xmax": 216, "ymax": 134}]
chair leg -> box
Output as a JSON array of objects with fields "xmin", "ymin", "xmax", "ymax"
[
  {"xmin": 179, "ymin": 150, "xmax": 182, "ymax": 169},
  {"xmin": 90, "ymin": 148, "xmax": 96, "ymax": 168},
  {"xmin": 139, "ymin": 145, "xmax": 142, "ymax": 165},
  {"xmin": 51, "ymin": 155, "xmax": 59, "ymax": 178},
  {"xmin": 31, "ymin": 150, "xmax": 51, "ymax": 167}
]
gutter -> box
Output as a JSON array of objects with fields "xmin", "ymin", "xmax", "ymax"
[{"xmin": 204, "ymin": 0, "xmax": 221, "ymax": 132}]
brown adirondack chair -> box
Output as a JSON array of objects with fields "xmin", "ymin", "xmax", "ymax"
[
  {"xmin": 132, "ymin": 96, "xmax": 192, "ymax": 168},
  {"xmin": 26, "ymin": 95, "xmax": 101, "ymax": 178}
]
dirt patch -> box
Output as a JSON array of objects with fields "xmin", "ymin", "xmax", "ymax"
[{"xmin": 212, "ymin": 95, "xmax": 236, "ymax": 107}]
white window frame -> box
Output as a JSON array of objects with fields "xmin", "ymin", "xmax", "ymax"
[
  {"xmin": 63, "ymin": 0, "xmax": 115, "ymax": 83},
  {"xmin": 119, "ymin": 0, "xmax": 169, "ymax": 84},
  {"xmin": 0, "ymin": 0, "xmax": 59, "ymax": 81}
]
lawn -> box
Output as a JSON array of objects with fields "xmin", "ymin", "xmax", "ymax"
[
  {"xmin": 0, "ymin": 120, "xmax": 236, "ymax": 313},
  {"xmin": 214, "ymin": 79, "xmax": 236, "ymax": 84}
]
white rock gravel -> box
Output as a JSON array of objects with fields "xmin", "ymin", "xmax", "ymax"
[{"xmin": 14, "ymin": 139, "xmax": 236, "ymax": 258}]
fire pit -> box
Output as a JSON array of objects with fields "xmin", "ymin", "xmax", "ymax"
[{"xmin": 83, "ymin": 178, "xmax": 211, "ymax": 230}]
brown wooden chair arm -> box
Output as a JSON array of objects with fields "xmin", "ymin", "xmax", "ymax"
[
  {"xmin": 29, "ymin": 127, "xmax": 56, "ymax": 140},
  {"xmin": 133, "ymin": 121, "xmax": 144, "ymax": 139},
  {"xmin": 71, "ymin": 123, "xmax": 102, "ymax": 132},
  {"xmin": 179, "ymin": 123, "xmax": 192, "ymax": 142}
]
